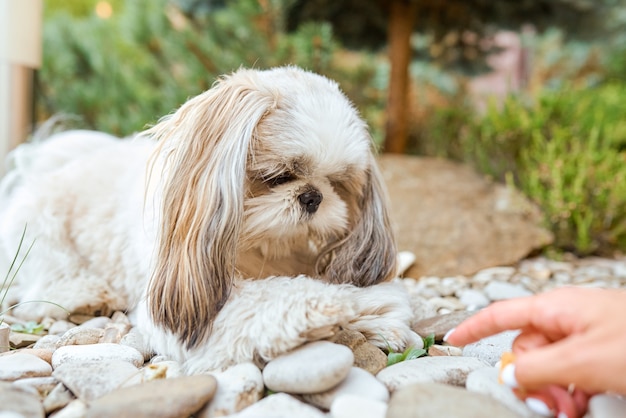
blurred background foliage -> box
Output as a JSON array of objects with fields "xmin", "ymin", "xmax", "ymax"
[{"xmin": 37, "ymin": 0, "xmax": 626, "ymax": 256}]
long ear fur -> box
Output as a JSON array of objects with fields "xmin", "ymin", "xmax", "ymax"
[
  {"xmin": 145, "ymin": 70, "xmax": 277, "ymax": 349},
  {"xmin": 320, "ymin": 157, "xmax": 397, "ymax": 286}
]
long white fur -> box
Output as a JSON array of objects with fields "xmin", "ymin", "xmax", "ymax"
[{"xmin": 0, "ymin": 67, "xmax": 420, "ymax": 373}]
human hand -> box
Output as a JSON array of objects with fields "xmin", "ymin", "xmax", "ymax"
[{"xmin": 444, "ymin": 287, "xmax": 626, "ymax": 417}]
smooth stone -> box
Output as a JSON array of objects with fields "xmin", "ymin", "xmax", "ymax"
[
  {"xmin": 0, "ymin": 382, "xmax": 45, "ymax": 418},
  {"xmin": 330, "ymin": 394, "xmax": 387, "ymax": 418},
  {"xmin": 78, "ymin": 317, "xmax": 111, "ymax": 329},
  {"xmin": 411, "ymin": 311, "xmax": 476, "ymax": 342},
  {"xmin": 1, "ymin": 348, "xmax": 54, "ymax": 364},
  {"xmin": 9, "ymin": 332, "xmax": 42, "ymax": 349},
  {"xmin": 33, "ymin": 335, "xmax": 61, "ymax": 350},
  {"xmin": 263, "ymin": 341, "xmax": 353, "ymax": 394},
  {"xmin": 328, "ymin": 329, "xmax": 367, "ymax": 350},
  {"xmin": 483, "ymin": 281, "xmax": 533, "ymax": 301},
  {"xmin": 465, "ymin": 367, "xmax": 537, "ymax": 417},
  {"xmin": 472, "ymin": 266, "xmax": 517, "ymax": 284},
  {"xmin": 376, "ymin": 356, "xmax": 489, "ymax": 392},
  {"xmin": 231, "ymin": 393, "xmax": 326, "ymax": 418},
  {"xmin": 0, "ymin": 323, "xmax": 9, "ymax": 353},
  {"xmin": 328, "ymin": 330, "xmax": 387, "ymax": 375},
  {"xmin": 110, "ymin": 311, "xmax": 131, "ymax": 325},
  {"xmin": 119, "ymin": 328, "xmax": 153, "ymax": 361},
  {"xmin": 302, "ymin": 367, "xmax": 389, "ymax": 410},
  {"xmin": 99, "ymin": 323, "xmax": 131, "ymax": 344},
  {"xmin": 53, "ymin": 360, "xmax": 139, "ymax": 401},
  {"xmin": 387, "ymin": 382, "xmax": 521, "ymax": 418},
  {"xmin": 56, "ymin": 327, "xmax": 104, "ymax": 347},
  {"xmin": 352, "ymin": 342, "xmax": 388, "ymax": 375},
  {"xmin": 0, "ymin": 352, "xmax": 52, "ymax": 381},
  {"xmin": 49, "ymin": 400, "xmax": 87, "ymax": 418},
  {"xmin": 52, "ymin": 343, "xmax": 144, "ymax": 368},
  {"xmin": 12, "ymin": 377, "xmax": 58, "ymax": 397},
  {"xmin": 197, "ymin": 362, "xmax": 263, "ymax": 417},
  {"xmin": 462, "ymin": 330, "xmax": 519, "ymax": 366},
  {"xmin": 397, "ymin": 251, "xmax": 416, "ymax": 276},
  {"xmin": 48, "ymin": 321, "xmax": 76, "ymax": 336},
  {"xmin": 43, "ymin": 383, "xmax": 75, "ymax": 414},
  {"xmin": 588, "ymin": 394, "xmax": 626, "ymax": 418},
  {"xmin": 86, "ymin": 375, "xmax": 217, "ymax": 418},
  {"xmin": 427, "ymin": 344, "xmax": 463, "ymax": 357},
  {"xmin": 457, "ymin": 289, "xmax": 490, "ymax": 309}
]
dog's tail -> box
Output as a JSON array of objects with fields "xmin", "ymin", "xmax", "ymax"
[{"xmin": 1, "ymin": 122, "xmax": 118, "ymax": 200}]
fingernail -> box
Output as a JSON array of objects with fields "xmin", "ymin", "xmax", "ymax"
[
  {"xmin": 557, "ymin": 412, "xmax": 568, "ymax": 418},
  {"xmin": 525, "ymin": 398, "xmax": 553, "ymax": 417},
  {"xmin": 500, "ymin": 364, "xmax": 518, "ymax": 388},
  {"xmin": 442, "ymin": 328, "xmax": 455, "ymax": 342}
]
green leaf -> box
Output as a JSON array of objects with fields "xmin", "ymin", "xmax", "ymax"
[
  {"xmin": 422, "ymin": 333, "xmax": 436, "ymax": 350},
  {"xmin": 404, "ymin": 348, "xmax": 427, "ymax": 360},
  {"xmin": 387, "ymin": 352, "xmax": 404, "ymax": 367}
]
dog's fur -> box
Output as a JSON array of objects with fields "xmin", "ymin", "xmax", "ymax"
[{"xmin": 0, "ymin": 67, "xmax": 419, "ymax": 372}]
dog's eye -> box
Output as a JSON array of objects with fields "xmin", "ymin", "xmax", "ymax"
[{"xmin": 269, "ymin": 173, "xmax": 295, "ymax": 187}]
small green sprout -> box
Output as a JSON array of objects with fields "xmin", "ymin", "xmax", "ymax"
[{"xmin": 386, "ymin": 333, "xmax": 436, "ymax": 367}]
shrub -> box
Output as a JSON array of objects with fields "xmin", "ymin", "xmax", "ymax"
[{"xmin": 425, "ymin": 84, "xmax": 626, "ymax": 255}]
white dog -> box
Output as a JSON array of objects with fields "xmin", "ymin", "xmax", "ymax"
[{"xmin": 0, "ymin": 67, "xmax": 420, "ymax": 372}]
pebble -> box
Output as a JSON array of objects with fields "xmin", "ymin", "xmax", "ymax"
[
  {"xmin": 43, "ymin": 383, "xmax": 75, "ymax": 414},
  {"xmin": 9, "ymin": 332, "xmax": 42, "ymax": 349},
  {"xmin": 50, "ymin": 400, "xmax": 87, "ymax": 418},
  {"xmin": 465, "ymin": 367, "xmax": 537, "ymax": 417},
  {"xmin": 457, "ymin": 289, "xmax": 490, "ymax": 310},
  {"xmin": 588, "ymin": 394, "xmax": 626, "ymax": 418},
  {"xmin": 119, "ymin": 328, "xmax": 153, "ymax": 361},
  {"xmin": 48, "ymin": 321, "xmax": 75, "ymax": 336},
  {"xmin": 376, "ymin": 356, "xmax": 489, "ymax": 392},
  {"xmin": 56, "ymin": 327, "xmax": 104, "ymax": 347},
  {"xmin": 0, "ymin": 382, "xmax": 45, "ymax": 418},
  {"xmin": 302, "ymin": 367, "xmax": 389, "ymax": 410},
  {"xmin": 87, "ymin": 375, "xmax": 217, "ymax": 418},
  {"xmin": 51, "ymin": 343, "xmax": 144, "ymax": 368},
  {"xmin": 0, "ymin": 323, "xmax": 10, "ymax": 353},
  {"xmin": 33, "ymin": 335, "xmax": 61, "ymax": 350},
  {"xmin": 231, "ymin": 393, "xmax": 327, "ymax": 418},
  {"xmin": 483, "ymin": 281, "xmax": 533, "ymax": 300},
  {"xmin": 198, "ymin": 362, "xmax": 264, "ymax": 417},
  {"xmin": 462, "ymin": 330, "xmax": 519, "ymax": 366},
  {"xmin": 0, "ymin": 352, "xmax": 52, "ymax": 381},
  {"xmin": 411, "ymin": 310, "xmax": 476, "ymax": 342},
  {"xmin": 328, "ymin": 330, "xmax": 387, "ymax": 375},
  {"xmin": 330, "ymin": 394, "xmax": 388, "ymax": 418},
  {"xmin": 53, "ymin": 360, "xmax": 139, "ymax": 401},
  {"xmin": 263, "ymin": 341, "xmax": 353, "ymax": 394},
  {"xmin": 12, "ymin": 376, "xmax": 58, "ymax": 397},
  {"xmin": 78, "ymin": 316, "xmax": 111, "ymax": 329},
  {"xmin": 386, "ymin": 382, "xmax": 521, "ymax": 418}
]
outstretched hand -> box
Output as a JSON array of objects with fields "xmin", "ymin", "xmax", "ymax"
[{"xmin": 445, "ymin": 287, "xmax": 626, "ymax": 417}]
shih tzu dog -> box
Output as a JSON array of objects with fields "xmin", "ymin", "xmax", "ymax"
[{"xmin": 0, "ymin": 66, "xmax": 420, "ymax": 372}]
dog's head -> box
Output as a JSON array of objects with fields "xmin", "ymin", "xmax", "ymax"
[{"xmin": 146, "ymin": 67, "xmax": 396, "ymax": 348}]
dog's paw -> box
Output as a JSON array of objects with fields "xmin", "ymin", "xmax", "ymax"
[{"xmin": 344, "ymin": 282, "xmax": 422, "ymax": 352}]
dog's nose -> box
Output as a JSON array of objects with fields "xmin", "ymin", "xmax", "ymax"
[{"xmin": 298, "ymin": 190, "xmax": 323, "ymax": 213}]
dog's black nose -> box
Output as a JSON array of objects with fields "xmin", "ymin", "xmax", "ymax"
[{"xmin": 298, "ymin": 190, "xmax": 323, "ymax": 213}]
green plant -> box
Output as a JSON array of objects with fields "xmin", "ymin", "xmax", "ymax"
[
  {"xmin": 11, "ymin": 321, "xmax": 46, "ymax": 335},
  {"xmin": 423, "ymin": 83, "xmax": 626, "ymax": 255},
  {"xmin": 0, "ymin": 225, "xmax": 35, "ymax": 325},
  {"xmin": 386, "ymin": 333, "xmax": 435, "ymax": 367}
]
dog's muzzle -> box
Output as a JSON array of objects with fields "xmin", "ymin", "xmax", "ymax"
[{"xmin": 298, "ymin": 189, "xmax": 323, "ymax": 213}]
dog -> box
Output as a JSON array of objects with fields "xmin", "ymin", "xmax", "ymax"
[{"xmin": 0, "ymin": 66, "xmax": 420, "ymax": 372}]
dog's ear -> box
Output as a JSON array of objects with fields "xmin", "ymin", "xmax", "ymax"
[
  {"xmin": 145, "ymin": 70, "xmax": 276, "ymax": 349},
  {"xmin": 321, "ymin": 158, "xmax": 397, "ymax": 286}
]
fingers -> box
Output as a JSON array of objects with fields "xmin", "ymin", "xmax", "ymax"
[
  {"xmin": 445, "ymin": 296, "xmax": 540, "ymax": 346},
  {"xmin": 522, "ymin": 385, "xmax": 588, "ymax": 418},
  {"xmin": 512, "ymin": 329, "xmax": 551, "ymax": 354}
]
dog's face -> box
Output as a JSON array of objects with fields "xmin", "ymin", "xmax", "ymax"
[
  {"xmin": 146, "ymin": 67, "xmax": 396, "ymax": 348},
  {"xmin": 241, "ymin": 70, "xmax": 371, "ymax": 260}
]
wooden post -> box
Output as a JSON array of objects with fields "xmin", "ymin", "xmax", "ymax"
[
  {"xmin": 0, "ymin": 0, "xmax": 43, "ymax": 175},
  {"xmin": 383, "ymin": 0, "xmax": 416, "ymax": 154}
]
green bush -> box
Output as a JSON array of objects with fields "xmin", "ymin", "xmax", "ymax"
[
  {"xmin": 37, "ymin": 0, "xmax": 385, "ymax": 139},
  {"xmin": 425, "ymin": 84, "xmax": 626, "ymax": 255}
]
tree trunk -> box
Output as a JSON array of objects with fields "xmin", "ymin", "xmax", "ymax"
[{"xmin": 383, "ymin": 0, "xmax": 416, "ymax": 153}]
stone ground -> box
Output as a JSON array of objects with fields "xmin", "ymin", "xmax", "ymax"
[{"xmin": 1, "ymin": 253, "xmax": 626, "ymax": 418}]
